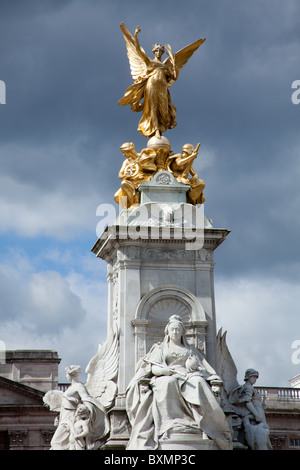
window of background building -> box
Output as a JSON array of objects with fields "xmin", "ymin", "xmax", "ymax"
[
  {"xmin": 290, "ymin": 439, "xmax": 300, "ymax": 447},
  {"xmin": 0, "ymin": 431, "xmax": 9, "ymax": 450}
]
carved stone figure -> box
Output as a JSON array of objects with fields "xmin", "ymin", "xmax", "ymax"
[
  {"xmin": 125, "ymin": 315, "xmax": 232, "ymax": 450},
  {"xmin": 44, "ymin": 321, "xmax": 119, "ymax": 450},
  {"xmin": 85, "ymin": 317, "xmax": 119, "ymax": 409},
  {"xmin": 69, "ymin": 403, "xmax": 92, "ymax": 450},
  {"xmin": 216, "ymin": 330, "xmax": 272, "ymax": 450},
  {"xmin": 229, "ymin": 369, "xmax": 272, "ymax": 450},
  {"xmin": 44, "ymin": 365, "xmax": 109, "ymax": 450},
  {"xmin": 119, "ymin": 23, "xmax": 205, "ymax": 138}
]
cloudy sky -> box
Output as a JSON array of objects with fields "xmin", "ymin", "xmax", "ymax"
[{"xmin": 0, "ymin": 0, "xmax": 299, "ymax": 386}]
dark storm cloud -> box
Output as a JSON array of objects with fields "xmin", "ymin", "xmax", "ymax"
[
  {"xmin": 0, "ymin": 0, "xmax": 299, "ymax": 259},
  {"xmin": 0, "ymin": 0, "xmax": 299, "ymax": 385},
  {"xmin": 0, "ymin": 0, "xmax": 299, "ymax": 264}
]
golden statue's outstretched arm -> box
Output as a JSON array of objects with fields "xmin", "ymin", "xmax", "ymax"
[
  {"xmin": 120, "ymin": 23, "xmax": 149, "ymax": 82},
  {"xmin": 133, "ymin": 26, "xmax": 150, "ymax": 67}
]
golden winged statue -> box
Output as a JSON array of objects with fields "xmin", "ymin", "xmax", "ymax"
[{"xmin": 119, "ymin": 23, "xmax": 205, "ymax": 139}]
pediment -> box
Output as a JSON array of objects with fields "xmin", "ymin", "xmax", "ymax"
[{"xmin": 0, "ymin": 376, "xmax": 44, "ymax": 405}]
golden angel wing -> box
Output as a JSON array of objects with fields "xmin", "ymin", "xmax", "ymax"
[
  {"xmin": 164, "ymin": 38, "xmax": 206, "ymax": 84},
  {"xmin": 174, "ymin": 38, "xmax": 206, "ymax": 70},
  {"xmin": 120, "ymin": 22, "xmax": 148, "ymax": 82}
]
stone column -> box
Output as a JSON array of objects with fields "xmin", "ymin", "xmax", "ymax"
[
  {"xmin": 92, "ymin": 222, "xmax": 229, "ymax": 389},
  {"xmin": 116, "ymin": 246, "xmax": 141, "ymax": 393}
]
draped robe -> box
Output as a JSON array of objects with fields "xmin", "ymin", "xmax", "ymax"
[
  {"xmin": 126, "ymin": 341, "xmax": 232, "ymax": 450},
  {"xmin": 119, "ymin": 62, "xmax": 177, "ymax": 138}
]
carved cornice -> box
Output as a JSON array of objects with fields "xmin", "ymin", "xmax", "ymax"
[
  {"xmin": 0, "ymin": 376, "xmax": 45, "ymax": 404},
  {"xmin": 92, "ymin": 226, "xmax": 230, "ymax": 262}
]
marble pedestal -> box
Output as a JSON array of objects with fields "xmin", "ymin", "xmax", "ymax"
[
  {"xmin": 92, "ymin": 183, "xmax": 229, "ymax": 393},
  {"xmin": 159, "ymin": 433, "xmax": 218, "ymax": 451},
  {"xmin": 92, "ymin": 172, "xmax": 230, "ymax": 449}
]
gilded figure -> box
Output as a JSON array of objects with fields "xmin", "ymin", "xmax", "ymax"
[
  {"xmin": 167, "ymin": 143, "xmax": 205, "ymax": 205},
  {"xmin": 114, "ymin": 142, "xmax": 157, "ymax": 208},
  {"xmin": 119, "ymin": 23, "xmax": 205, "ymax": 138}
]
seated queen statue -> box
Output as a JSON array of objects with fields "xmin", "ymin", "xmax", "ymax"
[{"xmin": 126, "ymin": 315, "xmax": 232, "ymax": 450}]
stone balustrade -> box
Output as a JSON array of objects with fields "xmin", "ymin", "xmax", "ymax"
[{"xmin": 256, "ymin": 386, "xmax": 300, "ymax": 410}]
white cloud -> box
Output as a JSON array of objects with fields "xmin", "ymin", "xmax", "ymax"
[
  {"xmin": 0, "ymin": 252, "xmax": 84, "ymax": 332},
  {"xmin": 0, "ymin": 0, "xmax": 299, "ymax": 390},
  {"xmin": 215, "ymin": 275, "xmax": 300, "ymax": 387},
  {"xmin": 1, "ymin": 244, "xmax": 299, "ymax": 387},
  {"xmin": 0, "ymin": 249, "xmax": 108, "ymax": 381},
  {"xmin": 27, "ymin": 271, "xmax": 85, "ymax": 330},
  {"xmin": 0, "ymin": 136, "xmax": 122, "ymax": 241}
]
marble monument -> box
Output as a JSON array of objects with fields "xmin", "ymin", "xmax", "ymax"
[{"xmin": 44, "ymin": 22, "xmax": 271, "ymax": 451}]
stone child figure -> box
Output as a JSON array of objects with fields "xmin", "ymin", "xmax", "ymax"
[
  {"xmin": 46, "ymin": 365, "xmax": 109, "ymax": 450},
  {"xmin": 69, "ymin": 404, "xmax": 91, "ymax": 450}
]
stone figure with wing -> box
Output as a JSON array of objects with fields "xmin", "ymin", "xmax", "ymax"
[
  {"xmin": 216, "ymin": 329, "xmax": 272, "ymax": 450},
  {"xmin": 119, "ymin": 23, "xmax": 205, "ymax": 139},
  {"xmin": 44, "ymin": 321, "xmax": 119, "ymax": 450}
]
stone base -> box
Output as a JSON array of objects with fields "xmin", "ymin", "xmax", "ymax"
[
  {"xmin": 139, "ymin": 171, "xmax": 189, "ymax": 205},
  {"xmin": 159, "ymin": 432, "xmax": 219, "ymax": 450},
  {"xmin": 101, "ymin": 395, "xmax": 131, "ymax": 450},
  {"xmin": 232, "ymin": 441, "xmax": 248, "ymax": 450}
]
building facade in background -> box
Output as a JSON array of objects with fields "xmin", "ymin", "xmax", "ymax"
[
  {"xmin": 0, "ymin": 350, "xmax": 60, "ymax": 450},
  {"xmin": 0, "ymin": 350, "xmax": 299, "ymax": 450}
]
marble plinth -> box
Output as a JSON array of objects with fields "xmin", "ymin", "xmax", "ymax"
[
  {"xmin": 159, "ymin": 432, "xmax": 218, "ymax": 450},
  {"xmin": 139, "ymin": 171, "xmax": 189, "ymax": 205}
]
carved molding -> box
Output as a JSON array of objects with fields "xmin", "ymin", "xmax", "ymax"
[
  {"xmin": 41, "ymin": 430, "xmax": 55, "ymax": 444},
  {"xmin": 8, "ymin": 430, "xmax": 27, "ymax": 446},
  {"xmin": 132, "ymin": 285, "xmax": 207, "ymax": 363},
  {"xmin": 135, "ymin": 284, "xmax": 206, "ymax": 322}
]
